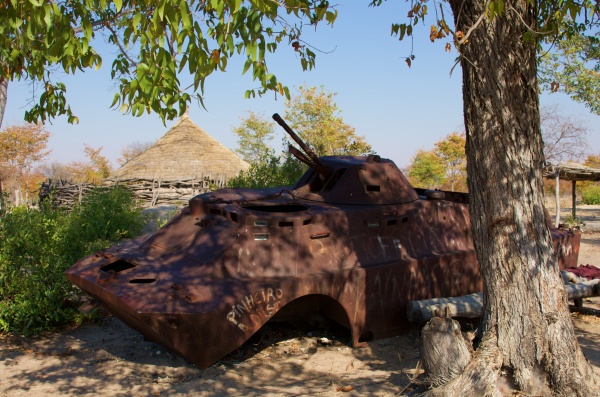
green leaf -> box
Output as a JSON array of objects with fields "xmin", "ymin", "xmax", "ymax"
[
  {"xmin": 113, "ymin": 0, "xmax": 122, "ymax": 12},
  {"xmin": 42, "ymin": 4, "xmax": 51, "ymax": 28},
  {"xmin": 133, "ymin": 13, "xmax": 142, "ymax": 30},
  {"xmin": 136, "ymin": 62, "xmax": 149, "ymax": 77},
  {"xmin": 157, "ymin": 2, "xmax": 165, "ymax": 21},
  {"xmin": 242, "ymin": 59, "xmax": 252, "ymax": 75},
  {"xmin": 110, "ymin": 93, "xmax": 120, "ymax": 108}
]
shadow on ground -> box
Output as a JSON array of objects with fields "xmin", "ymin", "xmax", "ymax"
[{"xmin": 1, "ymin": 315, "xmax": 423, "ymax": 397}]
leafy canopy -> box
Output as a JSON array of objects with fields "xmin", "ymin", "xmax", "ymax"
[
  {"xmin": 4, "ymin": 0, "xmax": 596, "ymax": 126},
  {"xmin": 0, "ymin": 123, "xmax": 51, "ymax": 204},
  {"xmin": 283, "ymin": 85, "xmax": 372, "ymax": 157},
  {"xmin": 233, "ymin": 111, "xmax": 276, "ymax": 164},
  {"xmin": 65, "ymin": 144, "xmax": 113, "ymax": 184},
  {"xmin": 540, "ymin": 34, "xmax": 600, "ymax": 115},
  {"xmin": 434, "ymin": 131, "xmax": 466, "ymax": 191},
  {"xmin": 0, "ymin": 124, "xmax": 51, "ymax": 179},
  {"xmin": 407, "ymin": 132, "xmax": 466, "ymax": 191},
  {"xmin": 230, "ymin": 85, "xmax": 373, "ymax": 188},
  {"xmin": 1, "ymin": 0, "xmax": 338, "ymax": 124},
  {"xmin": 407, "ymin": 149, "xmax": 447, "ymax": 189}
]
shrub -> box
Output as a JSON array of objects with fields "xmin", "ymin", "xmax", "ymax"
[
  {"xmin": 0, "ymin": 186, "xmax": 144, "ymax": 335},
  {"xmin": 582, "ymin": 185, "xmax": 600, "ymax": 205},
  {"xmin": 228, "ymin": 154, "xmax": 306, "ymax": 189}
]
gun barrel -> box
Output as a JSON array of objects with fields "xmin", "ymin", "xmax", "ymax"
[
  {"xmin": 271, "ymin": 114, "xmax": 317, "ymax": 161},
  {"xmin": 272, "ymin": 113, "xmax": 332, "ymax": 178}
]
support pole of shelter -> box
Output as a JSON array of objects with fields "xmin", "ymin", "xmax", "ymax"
[
  {"xmin": 555, "ymin": 169, "xmax": 560, "ymax": 228},
  {"xmin": 572, "ymin": 180, "xmax": 577, "ymax": 220}
]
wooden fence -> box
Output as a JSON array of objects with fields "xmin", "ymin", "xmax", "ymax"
[{"xmin": 39, "ymin": 174, "xmax": 229, "ymax": 208}]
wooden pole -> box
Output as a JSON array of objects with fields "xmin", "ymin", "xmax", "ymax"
[
  {"xmin": 572, "ymin": 180, "xmax": 577, "ymax": 219},
  {"xmin": 555, "ymin": 169, "xmax": 560, "ymax": 227}
]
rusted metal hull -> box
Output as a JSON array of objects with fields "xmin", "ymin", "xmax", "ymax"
[{"xmin": 66, "ymin": 155, "xmax": 581, "ymax": 369}]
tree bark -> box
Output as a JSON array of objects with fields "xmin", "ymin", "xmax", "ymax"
[
  {"xmin": 438, "ymin": 1, "xmax": 598, "ymax": 395},
  {"xmin": 0, "ymin": 77, "xmax": 5, "ymax": 209},
  {"xmin": 0, "ymin": 77, "xmax": 7, "ymax": 129}
]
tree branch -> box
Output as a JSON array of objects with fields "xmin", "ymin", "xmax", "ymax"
[
  {"xmin": 104, "ymin": 23, "xmax": 139, "ymax": 68},
  {"xmin": 455, "ymin": 0, "xmax": 491, "ymax": 46}
]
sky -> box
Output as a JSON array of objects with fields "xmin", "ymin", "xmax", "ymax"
[{"xmin": 3, "ymin": 2, "xmax": 599, "ymax": 170}]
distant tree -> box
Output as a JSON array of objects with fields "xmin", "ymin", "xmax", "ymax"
[
  {"xmin": 407, "ymin": 149, "xmax": 447, "ymax": 189},
  {"xmin": 117, "ymin": 141, "xmax": 154, "ymax": 166},
  {"xmin": 36, "ymin": 161, "xmax": 75, "ymax": 181},
  {"xmin": 230, "ymin": 86, "xmax": 374, "ymax": 189},
  {"xmin": 283, "ymin": 86, "xmax": 372, "ymax": 157},
  {"xmin": 66, "ymin": 145, "xmax": 112, "ymax": 184},
  {"xmin": 232, "ymin": 112, "xmax": 276, "ymax": 164},
  {"xmin": 434, "ymin": 132, "xmax": 467, "ymax": 191},
  {"xmin": 584, "ymin": 154, "xmax": 600, "ymax": 169},
  {"xmin": 406, "ymin": 132, "xmax": 467, "ymax": 191},
  {"xmin": 541, "ymin": 105, "xmax": 590, "ymax": 164},
  {"xmin": 575, "ymin": 154, "xmax": 600, "ymax": 193},
  {"xmin": 0, "ymin": 124, "xmax": 50, "ymax": 205},
  {"xmin": 540, "ymin": 35, "xmax": 600, "ymax": 115}
]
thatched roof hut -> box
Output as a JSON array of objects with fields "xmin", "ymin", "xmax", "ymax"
[{"xmin": 111, "ymin": 113, "xmax": 249, "ymax": 181}]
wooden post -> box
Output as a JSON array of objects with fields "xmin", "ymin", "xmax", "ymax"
[
  {"xmin": 555, "ymin": 169, "xmax": 560, "ymax": 228},
  {"xmin": 572, "ymin": 180, "xmax": 577, "ymax": 220},
  {"xmin": 151, "ymin": 177, "xmax": 156, "ymax": 207}
]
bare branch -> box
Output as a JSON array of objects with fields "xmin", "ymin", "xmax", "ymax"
[
  {"xmin": 541, "ymin": 104, "xmax": 590, "ymax": 163},
  {"xmin": 104, "ymin": 23, "xmax": 139, "ymax": 68}
]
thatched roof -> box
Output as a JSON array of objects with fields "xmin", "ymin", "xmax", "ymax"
[
  {"xmin": 543, "ymin": 162, "xmax": 600, "ymax": 182},
  {"xmin": 111, "ymin": 114, "xmax": 249, "ymax": 181}
]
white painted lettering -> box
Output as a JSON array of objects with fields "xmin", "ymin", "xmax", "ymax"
[{"xmin": 225, "ymin": 287, "xmax": 285, "ymax": 330}]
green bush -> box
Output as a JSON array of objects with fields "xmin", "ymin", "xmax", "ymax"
[
  {"xmin": 582, "ymin": 185, "xmax": 600, "ymax": 205},
  {"xmin": 0, "ymin": 186, "xmax": 145, "ymax": 335},
  {"xmin": 228, "ymin": 154, "xmax": 306, "ymax": 189}
]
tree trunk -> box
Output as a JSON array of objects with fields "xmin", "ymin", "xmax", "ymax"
[
  {"xmin": 0, "ymin": 77, "xmax": 7, "ymax": 129},
  {"xmin": 435, "ymin": 1, "xmax": 599, "ymax": 395},
  {"xmin": 0, "ymin": 178, "xmax": 4, "ymax": 211},
  {"xmin": 420, "ymin": 307, "xmax": 472, "ymax": 388}
]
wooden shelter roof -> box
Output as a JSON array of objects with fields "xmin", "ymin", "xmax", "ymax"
[
  {"xmin": 111, "ymin": 113, "xmax": 249, "ymax": 181},
  {"xmin": 543, "ymin": 162, "xmax": 600, "ymax": 182}
]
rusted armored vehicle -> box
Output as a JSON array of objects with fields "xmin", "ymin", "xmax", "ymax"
[{"xmin": 66, "ymin": 114, "xmax": 581, "ymax": 369}]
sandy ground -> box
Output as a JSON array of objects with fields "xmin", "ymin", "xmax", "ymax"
[{"xmin": 2, "ymin": 208, "xmax": 600, "ymax": 396}]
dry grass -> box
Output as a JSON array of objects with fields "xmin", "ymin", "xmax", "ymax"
[{"xmin": 112, "ymin": 114, "xmax": 248, "ymax": 181}]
